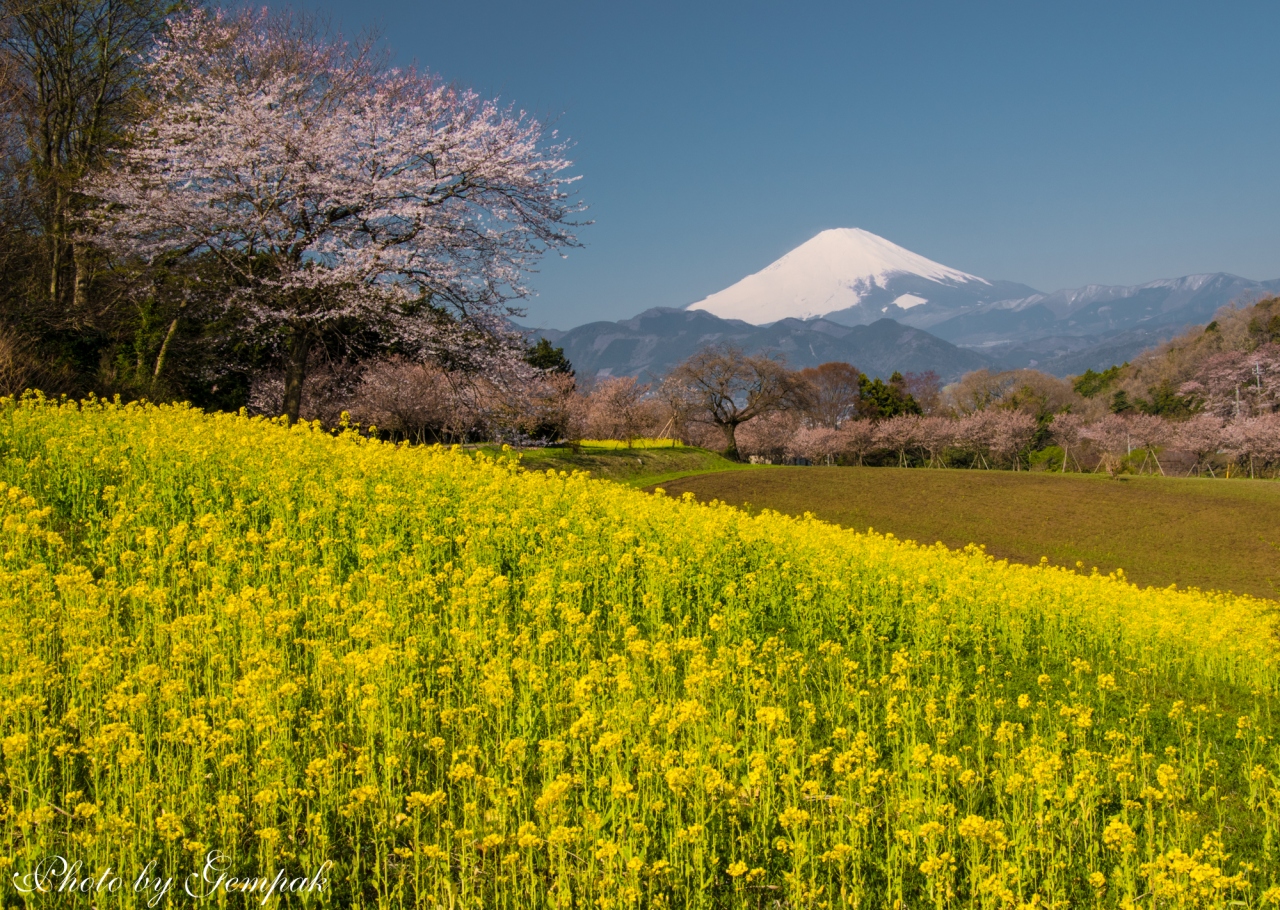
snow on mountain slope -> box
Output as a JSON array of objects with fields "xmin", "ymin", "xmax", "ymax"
[{"xmin": 686, "ymin": 228, "xmax": 989, "ymax": 324}]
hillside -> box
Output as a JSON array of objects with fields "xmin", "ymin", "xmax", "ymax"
[{"xmin": 1080, "ymin": 295, "xmax": 1280, "ymax": 414}]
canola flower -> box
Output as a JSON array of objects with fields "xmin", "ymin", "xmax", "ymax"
[{"xmin": 0, "ymin": 394, "xmax": 1278, "ymax": 909}]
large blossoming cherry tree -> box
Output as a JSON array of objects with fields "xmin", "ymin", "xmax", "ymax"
[{"xmin": 86, "ymin": 8, "xmax": 581, "ymax": 421}]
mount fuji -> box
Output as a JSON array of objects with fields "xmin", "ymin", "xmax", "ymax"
[
  {"xmin": 686, "ymin": 228, "xmax": 1039, "ymax": 329},
  {"xmin": 531, "ymin": 228, "xmax": 1280, "ymax": 381}
]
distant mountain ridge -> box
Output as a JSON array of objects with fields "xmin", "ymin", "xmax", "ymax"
[
  {"xmin": 536, "ymin": 308, "xmax": 988, "ymax": 383},
  {"xmin": 532, "ymin": 229, "xmax": 1280, "ymax": 380},
  {"xmin": 930, "ymin": 273, "xmax": 1280, "ymax": 344}
]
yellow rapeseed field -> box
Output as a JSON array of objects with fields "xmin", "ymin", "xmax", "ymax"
[{"xmin": 1, "ymin": 395, "xmax": 1278, "ymax": 908}]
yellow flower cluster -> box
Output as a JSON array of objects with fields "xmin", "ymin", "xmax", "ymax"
[{"xmin": 0, "ymin": 395, "xmax": 1277, "ymax": 908}]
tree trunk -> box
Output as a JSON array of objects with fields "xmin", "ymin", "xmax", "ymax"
[
  {"xmin": 281, "ymin": 329, "xmax": 311, "ymax": 424},
  {"xmin": 48, "ymin": 232, "xmax": 62, "ymax": 307},
  {"xmin": 73, "ymin": 243, "xmax": 91, "ymax": 313},
  {"xmin": 152, "ymin": 317, "xmax": 180, "ymax": 385},
  {"xmin": 719, "ymin": 421, "xmax": 740, "ymax": 462}
]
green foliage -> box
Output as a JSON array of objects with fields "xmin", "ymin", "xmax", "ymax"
[
  {"xmin": 1138, "ymin": 381, "xmax": 1197, "ymax": 419},
  {"xmin": 1109, "ymin": 389, "xmax": 1134, "ymax": 414},
  {"xmin": 1073, "ymin": 365, "xmax": 1124, "ymax": 399},
  {"xmin": 1109, "ymin": 382, "xmax": 1195, "ymax": 418},
  {"xmin": 857, "ymin": 370, "xmax": 923, "ymax": 419},
  {"xmin": 525, "ymin": 337, "xmax": 574, "ymax": 376},
  {"xmin": 1003, "ymin": 384, "xmax": 1054, "ymax": 422},
  {"xmin": 1027, "ymin": 445, "xmax": 1064, "ymax": 471}
]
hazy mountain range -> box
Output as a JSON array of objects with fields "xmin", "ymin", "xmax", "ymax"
[{"xmin": 531, "ymin": 229, "xmax": 1280, "ymax": 382}]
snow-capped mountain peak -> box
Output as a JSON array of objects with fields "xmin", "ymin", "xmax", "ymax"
[{"xmin": 686, "ymin": 228, "xmax": 990, "ymax": 325}]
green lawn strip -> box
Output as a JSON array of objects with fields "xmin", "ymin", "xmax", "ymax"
[
  {"xmin": 652, "ymin": 466, "xmax": 1280, "ymax": 601},
  {"xmin": 481, "ymin": 443, "xmax": 766, "ymax": 488}
]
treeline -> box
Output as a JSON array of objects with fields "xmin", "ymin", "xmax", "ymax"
[
  {"xmin": 330, "ymin": 351, "xmax": 936, "ymax": 452},
  {"xmin": 0, "ymin": 0, "xmax": 176, "ymax": 400},
  {"xmin": 327, "ymin": 298, "xmax": 1280, "ymax": 479}
]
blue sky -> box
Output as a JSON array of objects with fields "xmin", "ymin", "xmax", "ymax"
[{"xmin": 296, "ymin": 0, "xmax": 1280, "ymax": 329}]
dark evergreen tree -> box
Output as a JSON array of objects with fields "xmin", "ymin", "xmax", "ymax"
[
  {"xmin": 525, "ymin": 337, "xmax": 574, "ymax": 377},
  {"xmin": 856, "ymin": 371, "xmax": 922, "ymax": 420}
]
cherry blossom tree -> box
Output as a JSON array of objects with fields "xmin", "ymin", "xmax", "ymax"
[
  {"xmin": 585, "ymin": 376, "xmax": 657, "ymax": 445},
  {"xmin": 1179, "ymin": 344, "xmax": 1280, "ymax": 420},
  {"xmin": 954, "ymin": 412, "xmax": 995, "ymax": 468},
  {"xmin": 1173, "ymin": 414, "xmax": 1224, "ymax": 477},
  {"xmin": 735, "ymin": 410, "xmax": 800, "ymax": 464},
  {"xmin": 1079, "ymin": 413, "xmax": 1132, "ymax": 475},
  {"xmin": 835, "ymin": 420, "xmax": 878, "ymax": 466},
  {"xmin": 1049, "ymin": 412, "xmax": 1086, "ymax": 472},
  {"xmin": 986, "ymin": 410, "xmax": 1037, "ymax": 469},
  {"xmin": 874, "ymin": 415, "xmax": 920, "ymax": 467},
  {"xmin": 786, "ymin": 426, "xmax": 843, "ymax": 465},
  {"xmin": 352, "ymin": 359, "xmax": 464, "ymax": 443},
  {"xmin": 1125, "ymin": 413, "xmax": 1171, "ymax": 475},
  {"xmin": 1253, "ymin": 412, "xmax": 1280, "ymax": 478},
  {"xmin": 485, "ymin": 369, "xmax": 583, "ymax": 444},
  {"xmin": 350, "ymin": 350, "xmax": 576, "ymax": 444},
  {"xmin": 84, "ymin": 8, "xmax": 581, "ymax": 421},
  {"xmin": 916, "ymin": 415, "xmax": 955, "ymax": 468},
  {"xmin": 1222, "ymin": 413, "xmax": 1280, "ymax": 479}
]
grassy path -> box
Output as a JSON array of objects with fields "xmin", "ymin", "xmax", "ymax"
[{"xmin": 653, "ymin": 466, "xmax": 1280, "ymax": 600}]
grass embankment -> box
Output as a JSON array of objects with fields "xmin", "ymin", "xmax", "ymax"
[
  {"xmin": 653, "ymin": 467, "xmax": 1280, "ymax": 600},
  {"xmin": 2, "ymin": 399, "xmax": 1280, "ymax": 908},
  {"xmin": 495, "ymin": 440, "xmax": 758, "ymax": 488}
]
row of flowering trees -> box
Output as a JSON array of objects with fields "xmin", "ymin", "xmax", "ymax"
[
  {"xmin": 329, "ymin": 353, "xmax": 1280, "ymax": 478},
  {"xmin": 1050, "ymin": 411, "xmax": 1280, "ymax": 478},
  {"xmin": 739, "ymin": 410, "xmax": 1040, "ymax": 469},
  {"xmin": 737, "ymin": 409, "xmax": 1280, "ymax": 478}
]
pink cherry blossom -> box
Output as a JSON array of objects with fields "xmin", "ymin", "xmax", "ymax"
[{"xmin": 84, "ymin": 8, "xmax": 581, "ymax": 418}]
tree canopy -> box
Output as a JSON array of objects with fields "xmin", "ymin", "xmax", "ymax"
[{"xmin": 84, "ymin": 8, "xmax": 582, "ymax": 420}]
